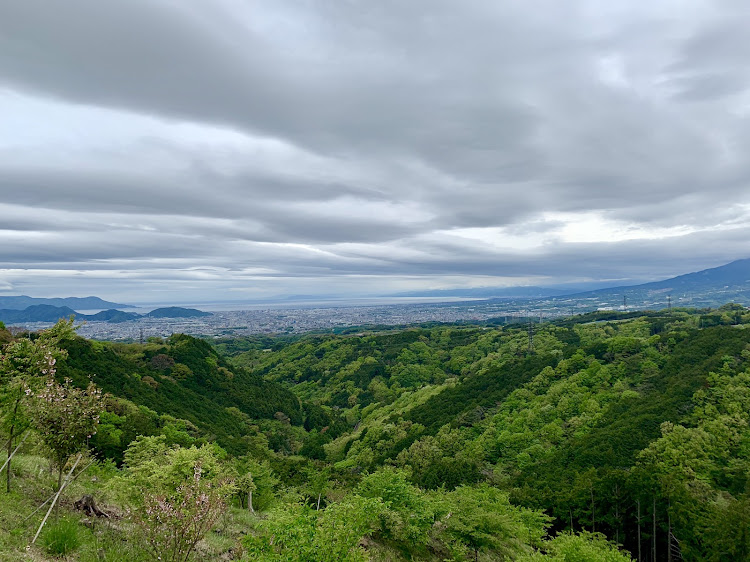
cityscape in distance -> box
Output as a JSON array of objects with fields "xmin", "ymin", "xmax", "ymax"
[{"xmin": 4, "ymin": 258, "xmax": 749, "ymax": 341}]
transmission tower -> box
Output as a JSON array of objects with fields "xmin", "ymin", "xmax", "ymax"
[{"xmin": 528, "ymin": 320, "xmax": 534, "ymax": 353}]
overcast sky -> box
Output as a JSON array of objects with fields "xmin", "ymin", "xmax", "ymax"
[{"xmin": 1, "ymin": 0, "xmax": 749, "ymax": 303}]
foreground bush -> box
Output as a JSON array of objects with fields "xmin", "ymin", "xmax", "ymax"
[
  {"xmin": 117, "ymin": 438, "xmax": 235, "ymax": 562},
  {"xmin": 243, "ymin": 496, "xmax": 384, "ymax": 562},
  {"xmin": 519, "ymin": 532, "xmax": 633, "ymax": 561}
]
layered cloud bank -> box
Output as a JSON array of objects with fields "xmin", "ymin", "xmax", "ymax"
[{"xmin": 1, "ymin": 1, "xmax": 749, "ymax": 301}]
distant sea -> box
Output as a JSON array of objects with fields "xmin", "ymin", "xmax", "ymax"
[{"xmin": 75, "ymin": 296, "xmax": 483, "ymax": 315}]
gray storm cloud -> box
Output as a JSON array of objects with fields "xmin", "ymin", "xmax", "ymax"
[{"xmin": 0, "ymin": 0, "xmax": 748, "ymax": 301}]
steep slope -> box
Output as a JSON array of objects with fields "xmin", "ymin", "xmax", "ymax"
[
  {"xmin": 56, "ymin": 333, "xmax": 301, "ymax": 455},
  {"xmin": 222, "ymin": 309, "xmax": 750, "ymax": 561}
]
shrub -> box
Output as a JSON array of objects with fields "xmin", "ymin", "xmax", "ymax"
[
  {"xmin": 28, "ymin": 378, "xmax": 103, "ymax": 492},
  {"xmin": 121, "ymin": 442, "xmax": 235, "ymax": 562},
  {"xmin": 139, "ymin": 463, "xmax": 229, "ymax": 562}
]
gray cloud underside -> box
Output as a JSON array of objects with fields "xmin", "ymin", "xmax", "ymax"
[{"xmin": 0, "ymin": 0, "xmax": 749, "ymax": 299}]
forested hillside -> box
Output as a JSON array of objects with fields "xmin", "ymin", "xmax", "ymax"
[
  {"xmin": 2, "ymin": 305, "xmax": 750, "ymax": 560},
  {"xmin": 57, "ymin": 332, "xmax": 302, "ymax": 459},
  {"xmin": 219, "ymin": 304, "xmax": 750, "ymax": 560}
]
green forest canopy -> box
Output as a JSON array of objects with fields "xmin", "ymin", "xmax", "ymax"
[{"xmin": 2, "ymin": 304, "xmax": 749, "ymax": 560}]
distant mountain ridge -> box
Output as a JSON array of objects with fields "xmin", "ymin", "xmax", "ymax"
[
  {"xmin": 395, "ymin": 286, "xmax": 571, "ymax": 299},
  {"xmin": 553, "ymin": 258, "xmax": 750, "ymax": 308},
  {"xmin": 0, "ymin": 295, "xmax": 131, "ymax": 310},
  {"xmin": 394, "ymin": 281, "xmax": 639, "ymax": 300},
  {"xmin": 2, "ymin": 259, "xmax": 749, "ymax": 326},
  {"xmin": 0, "ymin": 306, "xmax": 211, "ymax": 325},
  {"xmin": 393, "ymin": 260, "xmax": 750, "ymax": 310},
  {"xmin": 633, "ymin": 258, "xmax": 750, "ymax": 291}
]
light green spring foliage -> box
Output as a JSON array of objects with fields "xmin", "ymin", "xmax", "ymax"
[
  {"xmin": 235, "ymin": 312, "xmax": 750, "ymax": 561},
  {"xmin": 475, "ymin": 353, "xmax": 634, "ymax": 471},
  {"xmin": 116, "ymin": 437, "xmax": 236, "ymax": 562},
  {"xmin": 357, "ymin": 468, "xmax": 438, "ymax": 548},
  {"xmin": 0, "ymin": 319, "xmax": 76, "ymax": 438},
  {"xmin": 118, "ymin": 436, "xmax": 232, "ymax": 500},
  {"xmin": 438, "ymin": 484, "xmax": 549, "ymax": 561},
  {"xmin": 302, "ymin": 463, "xmax": 331, "ymax": 507},
  {"xmin": 234, "ymin": 456, "xmax": 278, "ymax": 511},
  {"xmin": 243, "ymin": 495, "xmax": 384, "ymax": 562},
  {"xmin": 30, "ymin": 378, "xmax": 104, "ymax": 486},
  {"xmin": 0, "ymin": 318, "xmax": 90, "ymax": 492},
  {"xmin": 6, "ymin": 311, "xmax": 750, "ymax": 561},
  {"xmin": 342, "ymin": 418, "xmax": 426, "ymax": 472},
  {"xmin": 634, "ymin": 363, "xmax": 750, "ymax": 561},
  {"xmin": 356, "ymin": 468, "xmax": 550, "ymax": 560},
  {"xmin": 518, "ymin": 532, "xmax": 633, "ymax": 561},
  {"xmin": 243, "ymin": 468, "xmax": 552, "ymax": 562},
  {"xmin": 328, "ymin": 381, "xmax": 454, "ymax": 470}
]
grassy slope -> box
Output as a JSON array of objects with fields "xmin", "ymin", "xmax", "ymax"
[{"xmin": 0, "ymin": 451, "xmax": 255, "ymax": 561}]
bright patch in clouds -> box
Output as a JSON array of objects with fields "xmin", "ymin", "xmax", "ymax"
[{"xmin": 548, "ymin": 212, "xmax": 699, "ymax": 244}]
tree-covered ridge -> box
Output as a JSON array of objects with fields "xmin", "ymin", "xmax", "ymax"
[
  {"xmin": 55, "ymin": 332, "xmax": 302, "ymax": 458},
  {"xmin": 1, "ymin": 321, "xmax": 629, "ymax": 561},
  {"xmin": 219, "ymin": 305, "xmax": 750, "ymax": 560}
]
